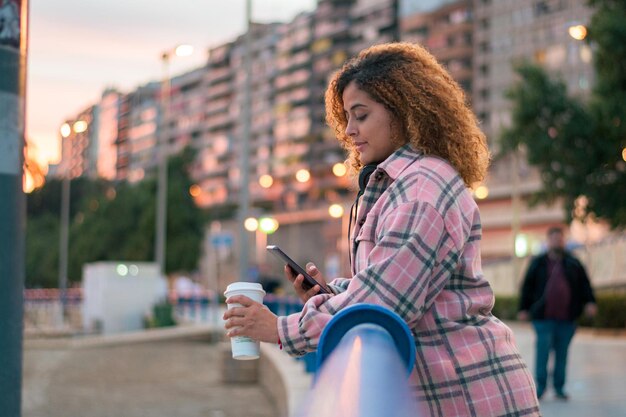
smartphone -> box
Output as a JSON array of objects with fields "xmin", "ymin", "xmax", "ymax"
[{"xmin": 266, "ymin": 245, "xmax": 330, "ymax": 294}]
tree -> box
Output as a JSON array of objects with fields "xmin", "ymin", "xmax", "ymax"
[
  {"xmin": 67, "ymin": 180, "xmax": 154, "ymax": 280},
  {"xmin": 25, "ymin": 147, "xmax": 206, "ymax": 287},
  {"xmin": 161, "ymin": 146, "xmax": 205, "ymax": 274},
  {"xmin": 586, "ymin": 0, "xmax": 626, "ymax": 228},
  {"xmin": 500, "ymin": 0, "xmax": 626, "ymax": 228},
  {"xmin": 25, "ymin": 213, "xmax": 60, "ymax": 288},
  {"xmin": 25, "ymin": 177, "xmax": 113, "ymax": 287}
]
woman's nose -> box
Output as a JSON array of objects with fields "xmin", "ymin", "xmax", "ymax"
[{"xmin": 345, "ymin": 119, "xmax": 357, "ymax": 137}]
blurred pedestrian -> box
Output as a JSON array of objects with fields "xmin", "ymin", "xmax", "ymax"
[
  {"xmin": 518, "ymin": 226, "xmax": 597, "ymax": 400},
  {"xmin": 224, "ymin": 42, "xmax": 540, "ymax": 416}
]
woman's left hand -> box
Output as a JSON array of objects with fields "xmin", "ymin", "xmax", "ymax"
[{"xmin": 223, "ymin": 295, "xmax": 279, "ymax": 343}]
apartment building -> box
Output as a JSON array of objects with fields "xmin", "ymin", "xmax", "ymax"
[
  {"xmin": 190, "ymin": 23, "xmax": 281, "ymax": 209},
  {"xmin": 53, "ymin": 0, "xmax": 603, "ymax": 284},
  {"xmin": 401, "ymin": 0, "xmax": 473, "ymax": 93},
  {"xmin": 350, "ymin": 0, "xmax": 400, "ymax": 53},
  {"xmin": 231, "ymin": 23, "xmax": 281, "ymax": 208},
  {"xmin": 96, "ymin": 89, "xmax": 121, "ymax": 181},
  {"xmin": 473, "ymin": 0, "xmax": 593, "ymax": 143},
  {"xmin": 115, "ymin": 82, "xmax": 160, "ymax": 183},
  {"xmin": 167, "ymin": 67, "xmax": 206, "ymax": 159},
  {"xmin": 400, "ymin": 0, "xmax": 596, "ymax": 264},
  {"xmin": 58, "ymin": 105, "xmax": 97, "ymax": 180},
  {"xmin": 191, "ymin": 42, "xmax": 235, "ymax": 207},
  {"xmin": 473, "ymin": 0, "xmax": 595, "ymax": 260}
]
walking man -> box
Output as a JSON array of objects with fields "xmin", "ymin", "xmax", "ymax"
[{"xmin": 518, "ymin": 226, "xmax": 597, "ymax": 400}]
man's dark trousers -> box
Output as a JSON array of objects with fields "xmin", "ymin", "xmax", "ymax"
[{"xmin": 532, "ymin": 319, "xmax": 577, "ymax": 397}]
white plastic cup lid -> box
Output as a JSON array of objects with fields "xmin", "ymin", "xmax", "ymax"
[{"xmin": 224, "ymin": 282, "xmax": 266, "ymax": 297}]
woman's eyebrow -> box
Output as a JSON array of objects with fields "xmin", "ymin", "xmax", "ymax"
[{"xmin": 344, "ymin": 103, "xmax": 367, "ymax": 112}]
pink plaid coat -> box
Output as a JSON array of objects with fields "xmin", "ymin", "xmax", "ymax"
[{"xmin": 277, "ymin": 145, "xmax": 540, "ymax": 416}]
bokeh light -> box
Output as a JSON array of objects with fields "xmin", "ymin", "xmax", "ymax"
[
  {"xmin": 189, "ymin": 184, "xmax": 201, "ymax": 197},
  {"xmin": 73, "ymin": 120, "xmax": 88, "ymax": 133},
  {"xmin": 60, "ymin": 123, "xmax": 71, "ymax": 138},
  {"xmin": 328, "ymin": 204, "xmax": 344, "ymax": 218},
  {"xmin": 259, "ymin": 217, "xmax": 279, "ymax": 234},
  {"xmin": 244, "ymin": 217, "xmax": 259, "ymax": 232},
  {"xmin": 568, "ymin": 25, "xmax": 587, "ymax": 41},
  {"xmin": 332, "ymin": 162, "xmax": 347, "ymax": 177},
  {"xmin": 259, "ymin": 174, "xmax": 274, "ymax": 188},
  {"xmin": 295, "ymin": 169, "xmax": 311, "ymax": 183},
  {"xmin": 474, "ymin": 185, "xmax": 489, "ymax": 199}
]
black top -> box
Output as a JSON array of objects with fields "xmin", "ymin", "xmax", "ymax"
[{"xmin": 519, "ymin": 251, "xmax": 596, "ymax": 321}]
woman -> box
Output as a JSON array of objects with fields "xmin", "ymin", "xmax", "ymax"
[{"xmin": 224, "ymin": 42, "xmax": 540, "ymax": 416}]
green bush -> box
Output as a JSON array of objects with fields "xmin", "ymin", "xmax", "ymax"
[
  {"xmin": 152, "ymin": 301, "xmax": 176, "ymax": 328},
  {"xmin": 492, "ymin": 293, "xmax": 626, "ymax": 329},
  {"xmin": 583, "ymin": 294, "xmax": 626, "ymax": 329},
  {"xmin": 492, "ymin": 295, "xmax": 519, "ymax": 321}
]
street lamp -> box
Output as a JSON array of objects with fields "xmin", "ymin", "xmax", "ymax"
[
  {"xmin": 245, "ymin": 215, "xmax": 279, "ymax": 264},
  {"xmin": 155, "ymin": 44, "xmax": 194, "ymax": 276},
  {"xmin": 568, "ymin": 24, "xmax": 587, "ymax": 41},
  {"xmin": 237, "ymin": 0, "xmax": 253, "ymax": 281},
  {"xmin": 58, "ymin": 120, "xmax": 86, "ymax": 324}
]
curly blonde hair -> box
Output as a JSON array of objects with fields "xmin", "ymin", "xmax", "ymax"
[{"xmin": 325, "ymin": 42, "xmax": 490, "ymax": 187}]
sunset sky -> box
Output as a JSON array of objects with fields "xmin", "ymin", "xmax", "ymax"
[{"xmin": 26, "ymin": 0, "xmax": 316, "ymax": 168}]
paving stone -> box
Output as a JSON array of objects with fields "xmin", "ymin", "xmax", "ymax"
[{"xmin": 22, "ymin": 336, "xmax": 277, "ymax": 417}]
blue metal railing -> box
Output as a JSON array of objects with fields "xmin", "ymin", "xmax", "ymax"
[{"xmin": 299, "ymin": 304, "xmax": 421, "ymax": 417}]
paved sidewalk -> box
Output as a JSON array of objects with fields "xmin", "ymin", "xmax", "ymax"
[
  {"xmin": 22, "ymin": 335, "xmax": 277, "ymax": 417},
  {"xmin": 509, "ymin": 322, "xmax": 626, "ymax": 417},
  {"xmin": 22, "ymin": 323, "xmax": 626, "ymax": 417}
]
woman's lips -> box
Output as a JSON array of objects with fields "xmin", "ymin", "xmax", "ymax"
[{"xmin": 355, "ymin": 142, "xmax": 367, "ymax": 152}]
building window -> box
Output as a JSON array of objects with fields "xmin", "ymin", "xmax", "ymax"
[
  {"xmin": 534, "ymin": 49, "xmax": 546, "ymax": 64},
  {"xmin": 460, "ymin": 80, "xmax": 472, "ymax": 94},
  {"xmin": 534, "ymin": 1, "xmax": 550, "ymax": 16}
]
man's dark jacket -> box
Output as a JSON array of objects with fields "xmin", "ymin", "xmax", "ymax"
[{"xmin": 519, "ymin": 251, "xmax": 596, "ymax": 321}]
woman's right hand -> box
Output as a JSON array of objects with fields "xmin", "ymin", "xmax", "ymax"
[{"xmin": 284, "ymin": 262, "xmax": 330, "ymax": 303}]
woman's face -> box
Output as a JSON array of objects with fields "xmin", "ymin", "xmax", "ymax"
[{"xmin": 342, "ymin": 81, "xmax": 402, "ymax": 166}]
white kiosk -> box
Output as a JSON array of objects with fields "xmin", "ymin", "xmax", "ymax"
[{"xmin": 82, "ymin": 261, "xmax": 167, "ymax": 334}]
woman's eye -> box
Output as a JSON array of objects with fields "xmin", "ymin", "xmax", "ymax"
[{"xmin": 355, "ymin": 114, "xmax": 367, "ymax": 121}]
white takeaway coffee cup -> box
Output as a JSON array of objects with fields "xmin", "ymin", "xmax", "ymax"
[{"xmin": 224, "ymin": 282, "xmax": 266, "ymax": 360}]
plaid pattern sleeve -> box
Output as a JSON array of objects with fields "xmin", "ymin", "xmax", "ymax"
[
  {"xmin": 277, "ymin": 146, "xmax": 539, "ymax": 416},
  {"xmin": 327, "ymin": 277, "xmax": 351, "ymax": 294}
]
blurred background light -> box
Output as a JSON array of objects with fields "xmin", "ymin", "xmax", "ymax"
[{"xmin": 295, "ymin": 168, "xmax": 311, "ymax": 183}]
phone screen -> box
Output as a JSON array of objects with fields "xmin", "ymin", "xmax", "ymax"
[{"xmin": 266, "ymin": 245, "xmax": 330, "ymax": 294}]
